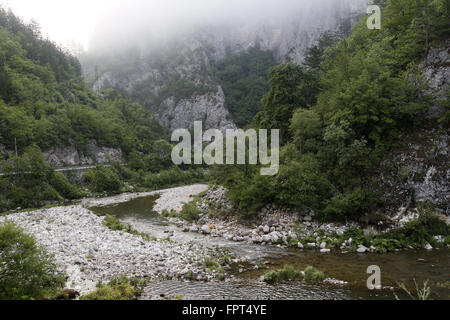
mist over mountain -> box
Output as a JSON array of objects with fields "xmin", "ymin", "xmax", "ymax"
[
  {"xmin": 87, "ymin": 0, "xmax": 368, "ymax": 60},
  {"xmin": 82, "ymin": 0, "xmax": 369, "ymax": 131}
]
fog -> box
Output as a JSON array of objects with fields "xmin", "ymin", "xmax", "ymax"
[{"xmin": 2, "ymin": 0, "xmax": 368, "ymax": 52}]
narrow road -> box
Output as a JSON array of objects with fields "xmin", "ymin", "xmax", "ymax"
[{"xmin": 0, "ymin": 164, "xmax": 111, "ymax": 177}]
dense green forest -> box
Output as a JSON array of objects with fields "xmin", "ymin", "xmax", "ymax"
[
  {"xmin": 212, "ymin": 46, "xmax": 276, "ymax": 127},
  {"xmin": 213, "ymin": 0, "xmax": 450, "ymax": 221},
  {"xmin": 0, "ymin": 8, "xmax": 206, "ymax": 212}
]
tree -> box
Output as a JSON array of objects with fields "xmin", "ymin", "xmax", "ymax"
[
  {"xmin": 255, "ymin": 63, "xmax": 320, "ymax": 144},
  {"xmin": 0, "ymin": 222, "xmax": 65, "ymax": 300}
]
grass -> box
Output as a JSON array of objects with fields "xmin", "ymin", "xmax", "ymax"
[
  {"xmin": 202, "ymin": 257, "xmax": 226, "ymax": 279},
  {"xmin": 263, "ymin": 265, "xmax": 303, "ymax": 284},
  {"xmin": 304, "ymin": 266, "xmax": 327, "ymax": 283},
  {"xmin": 263, "ymin": 265, "xmax": 328, "ymax": 284},
  {"xmin": 102, "ymin": 214, "xmax": 151, "ymax": 241},
  {"xmin": 80, "ymin": 276, "xmax": 147, "ymax": 300},
  {"xmin": 394, "ymin": 279, "xmax": 432, "ymax": 300},
  {"xmin": 204, "ymin": 257, "xmax": 220, "ymax": 270}
]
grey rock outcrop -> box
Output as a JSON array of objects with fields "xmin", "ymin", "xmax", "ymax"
[
  {"xmin": 159, "ymin": 86, "xmax": 236, "ymax": 131},
  {"xmin": 43, "ymin": 140, "xmax": 124, "ymax": 167},
  {"xmin": 421, "ymin": 41, "xmax": 450, "ymax": 118},
  {"xmin": 376, "ymin": 44, "xmax": 449, "ymax": 216}
]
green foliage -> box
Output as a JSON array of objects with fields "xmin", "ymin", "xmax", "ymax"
[
  {"xmin": 304, "ymin": 266, "xmax": 327, "ymax": 283},
  {"xmin": 0, "ymin": 9, "xmax": 165, "ymax": 155},
  {"xmin": 141, "ymin": 167, "xmax": 206, "ymax": 191},
  {"xmin": 304, "ymin": 31, "xmax": 340, "ymax": 70},
  {"xmin": 50, "ymin": 172, "xmax": 85, "ymax": 200},
  {"xmin": 213, "ymin": 46, "xmax": 276, "ymax": 127},
  {"xmin": 179, "ymin": 202, "xmax": 201, "ymax": 222},
  {"xmin": 274, "ymin": 155, "xmax": 332, "ymax": 211},
  {"xmin": 0, "ymin": 145, "xmax": 86, "ymax": 211},
  {"xmin": 263, "ymin": 265, "xmax": 303, "ymax": 284},
  {"xmin": 212, "ymin": 1, "xmax": 448, "ymax": 222},
  {"xmin": 377, "ymin": 211, "xmax": 449, "ymax": 248},
  {"xmin": 204, "ymin": 257, "xmax": 220, "ymax": 271},
  {"xmin": 0, "ymin": 222, "xmax": 65, "ymax": 300},
  {"xmin": 255, "ymin": 63, "xmax": 320, "ymax": 144},
  {"xmin": 225, "ymin": 171, "xmax": 275, "ymax": 218},
  {"xmin": 80, "ymin": 276, "xmax": 145, "ymax": 300},
  {"xmin": 319, "ymin": 188, "xmax": 376, "ymax": 222},
  {"xmin": 83, "ymin": 166, "xmax": 122, "ymax": 194},
  {"xmin": 102, "ymin": 214, "xmax": 150, "ymax": 241}
]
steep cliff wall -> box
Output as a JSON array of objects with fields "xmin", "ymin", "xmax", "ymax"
[
  {"xmin": 376, "ymin": 43, "xmax": 449, "ymax": 217},
  {"xmin": 85, "ymin": 0, "xmax": 368, "ymax": 131}
]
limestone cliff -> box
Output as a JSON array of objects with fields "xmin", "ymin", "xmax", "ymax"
[
  {"xmin": 375, "ymin": 42, "xmax": 449, "ymax": 217},
  {"xmin": 84, "ymin": 0, "xmax": 368, "ymax": 131}
]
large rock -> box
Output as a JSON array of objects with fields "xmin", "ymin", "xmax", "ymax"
[{"xmin": 201, "ymin": 225, "xmax": 211, "ymax": 234}]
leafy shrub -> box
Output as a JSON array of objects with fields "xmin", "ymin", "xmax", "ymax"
[
  {"xmin": 304, "ymin": 266, "xmax": 327, "ymax": 283},
  {"xmin": 179, "ymin": 202, "xmax": 201, "ymax": 222},
  {"xmin": 378, "ymin": 212, "xmax": 449, "ymax": 248},
  {"xmin": 320, "ymin": 188, "xmax": 375, "ymax": 222},
  {"xmin": 84, "ymin": 166, "xmax": 122, "ymax": 194},
  {"xmin": 0, "ymin": 222, "xmax": 66, "ymax": 300},
  {"xmin": 142, "ymin": 167, "xmax": 206, "ymax": 191},
  {"xmin": 50, "ymin": 172, "xmax": 85, "ymax": 200}
]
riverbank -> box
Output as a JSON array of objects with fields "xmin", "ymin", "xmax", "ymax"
[
  {"xmin": 1, "ymin": 184, "xmax": 448, "ymax": 299},
  {"xmin": 164, "ymin": 187, "xmax": 450, "ymax": 254},
  {"xmin": 0, "ymin": 184, "xmax": 219, "ymax": 296}
]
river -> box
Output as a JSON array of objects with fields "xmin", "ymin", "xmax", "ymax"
[{"xmin": 90, "ymin": 194, "xmax": 450, "ymax": 300}]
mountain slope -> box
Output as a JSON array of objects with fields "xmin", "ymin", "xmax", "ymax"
[
  {"xmin": 0, "ymin": 8, "xmax": 166, "ymax": 165},
  {"xmin": 81, "ymin": 0, "xmax": 368, "ymax": 130}
]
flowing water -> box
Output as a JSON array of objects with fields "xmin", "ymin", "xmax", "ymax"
[{"xmin": 90, "ymin": 195, "xmax": 450, "ymax": 300}]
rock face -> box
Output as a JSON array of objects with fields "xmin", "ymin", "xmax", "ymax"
[
  {"xmin": 43, "ymin": 141, "xmax": 124, "ymax": 167},
  {"xmin": 0, "ymin": 140, "xmax": 124, "ymax": 167},
  {"xmin": 376, "ymin": 43, "xmax": 449, "ymax": 216},
  {"xmin": 86, "ymin": 0, "xmax": 368, "ymax": 131},
  {"xmin": 159, "ymin": 86, "xmax": 236, "ymax": 131},
  {"xmin": 421, "ymin": 41, "xmax": 450, "ymax": 119}
]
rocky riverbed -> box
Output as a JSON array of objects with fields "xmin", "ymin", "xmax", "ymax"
[
  {"xmin": 0, "ymin": 184, "xmax": 218, "ymax": 296},
  {"xmin": 165, "ymin": 187, "xmax": 450, "ymax": 254}
]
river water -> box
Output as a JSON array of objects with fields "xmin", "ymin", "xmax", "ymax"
[{"xmin": 90, "ymin": 195, "xmax": 450, "ymax": 300}]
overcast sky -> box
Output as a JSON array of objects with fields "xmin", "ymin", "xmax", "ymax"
[{"xmin": 1, "ymin": 0, "xmax": 367, "ymax": 51}]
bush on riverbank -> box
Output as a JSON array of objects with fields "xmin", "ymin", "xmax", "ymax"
[
  {"xmin": 83, "ymin": 166, "xmax": 123, "ymax": 194},
  {"xmin": 374, "ymin": 210, "xmax": 449, "ymax": 251},
  {"xmin": 80, "ymin": 276, "xmax": 146, "ymax": 300},
  {"xmin": 0, "ymin": 222, "xmax": 66, "ymax": 300},
  {"xmin": 304, "ymin": 266, "xmax": 327, "ymax": 283},
  {"xmin": 291, "ymin": 206, "xmax": 449, "ymax": 253}
]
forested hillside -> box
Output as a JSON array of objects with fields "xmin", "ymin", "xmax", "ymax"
[
  {"xmin": 214, "ymin": 0, "xmax": 449, "ymax": 221},
  {"xmin": 0, "ymin": 8, "xmax": 205, "ymax": 212},
  {"xmin": 0, "ymin": 8, "xmax": 166, "ymax": 153},
  {"xmin": 212, "ymin": 46, "xmax": 276, "ymax": 127}
]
